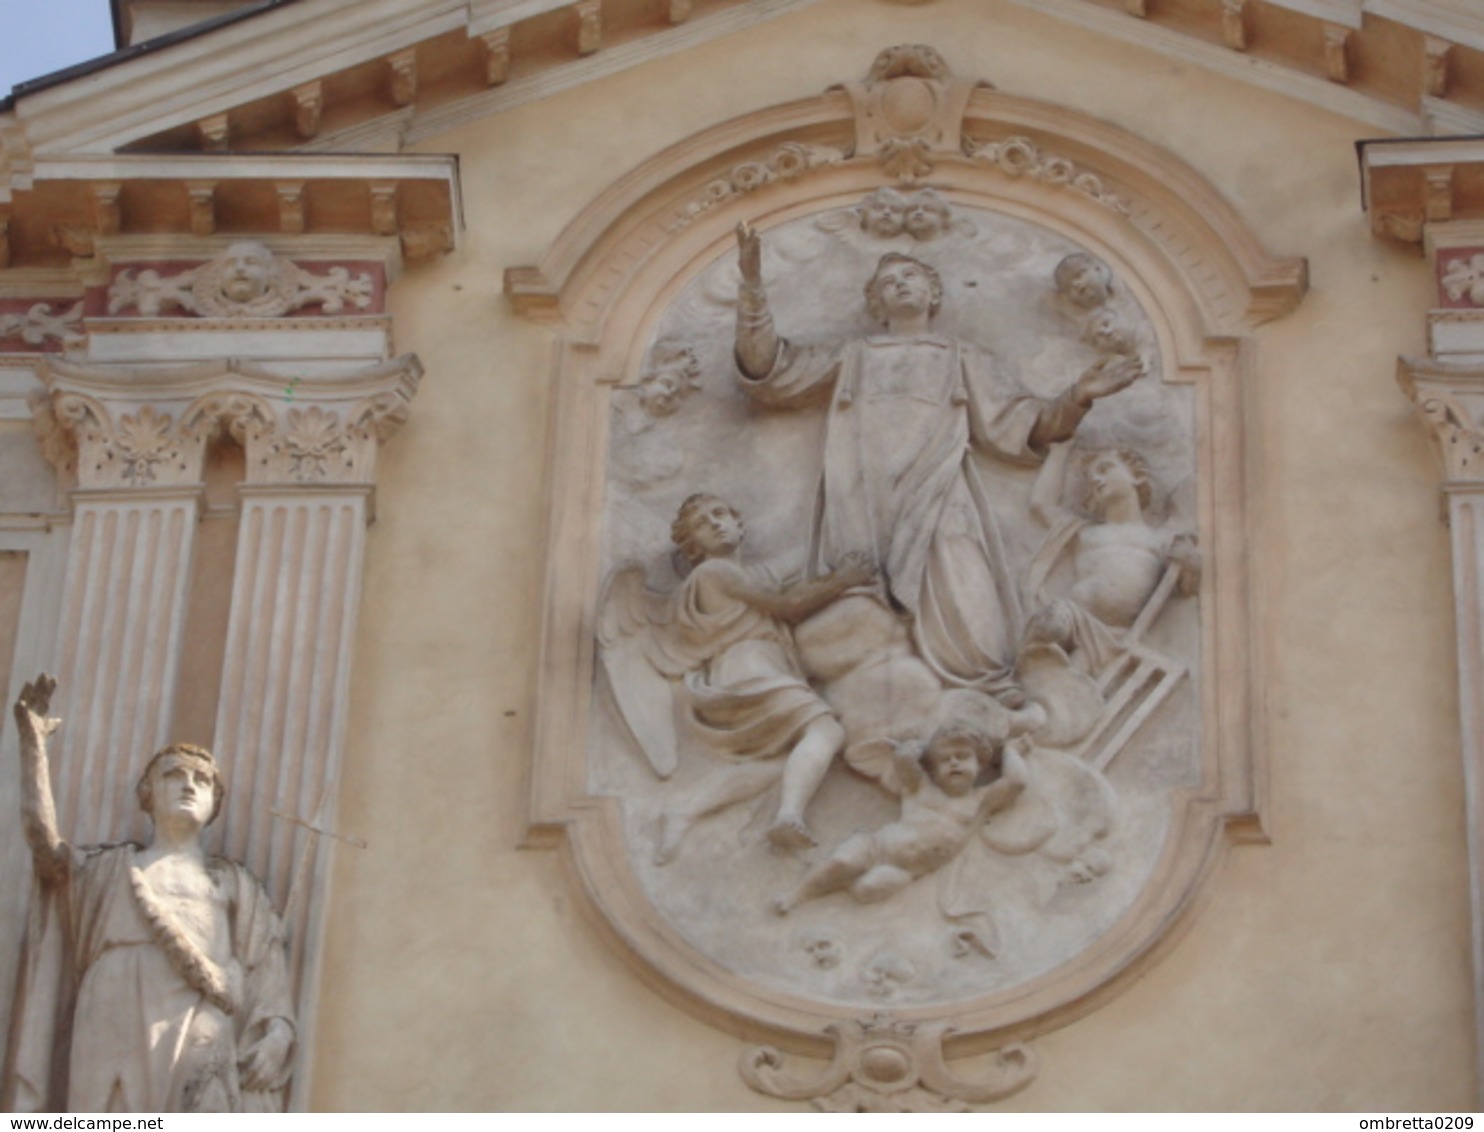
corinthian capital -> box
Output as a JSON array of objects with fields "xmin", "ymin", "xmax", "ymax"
[
  {"xmin": 1399, "ymin": 356, "xmax": 1484, "ymax": 484},
  {"xmin": 33, "ymin": 354, "xmax": 423, "ymax": 493}
]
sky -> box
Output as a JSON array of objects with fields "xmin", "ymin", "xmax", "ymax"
[{"xmin": 0, "ymin": 0, "xmax": 116, "ymax": 96}]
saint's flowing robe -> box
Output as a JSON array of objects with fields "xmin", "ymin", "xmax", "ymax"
[
  {"xmin": 740, "ymin": 332, "xmax": 1086, "ymax": 692},
  {"xmin": 4, "ymin": 844, "xmax": 295, "ymax": 1113}
]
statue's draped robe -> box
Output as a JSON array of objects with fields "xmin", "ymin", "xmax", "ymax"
[
  {"xmin": 5, "ymin": 844, "xmax": 295, "ymax": 1113},
  {"xmin": 741, "ymin": 333, "xmax": 1060, "ymax": 691},
  {"xmin": 673, "ymin": 557, "xmax": 833, "ymax": 758}
]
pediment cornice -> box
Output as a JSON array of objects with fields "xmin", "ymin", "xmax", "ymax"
[{"xmin": 2, "ymin": 0, "xmax": 1482, "ymax": 193}]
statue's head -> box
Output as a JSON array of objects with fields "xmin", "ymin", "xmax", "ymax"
[
  {"xmin": 903, "ymin": 189, "xmax": 952, "ymax": 241},
  {"xmin": 218, "ymin": 241, "xmax": 276, "ymax": 304},
  {"xmin": 638, "ymin": 345, "xmax": 701, "ymax": 417},
  {"xmin": 136, "ymin": 743, "xmax": 225, "ymax": 827},
  {"xmin": 923, "ymin": 722, "xmax": 1001, "ymax": 797},
  {"xmin": 859, "ymin": 188, "xmax": 910, "ymax": 238},
  {"xmin": 864, "ymin": 252, "xmax": 943, "ymax": 325},
  {"xmin": 672, "ymin": 493, "xmax": 744, "ymax": 564},
  {"xmin": 1083, "ymin": 448, "xmax": 1153, "ymax": 514},
  {"xmin": 1053, "ymin": 252, "xmax": 1113, "ymax": 310}
]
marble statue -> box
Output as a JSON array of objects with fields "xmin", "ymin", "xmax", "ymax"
[
  {"xmin": 8, "ymin": 675, "xmax": 296, "ymax": 1113},
  {"xmin": 733, "ymin": 222, "xmax": 1143, "ymax": 697}
]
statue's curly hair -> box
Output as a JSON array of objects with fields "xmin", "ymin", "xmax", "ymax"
[
  {"xmin": 671, "ymin": 493, "xmax": 739, "ymax": 565},
  {"xmin": 135, "ymin": 743, "xmax": 225, "ymax": 825}
]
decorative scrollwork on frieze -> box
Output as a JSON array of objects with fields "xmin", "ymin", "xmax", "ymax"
[
  {"xmin": 108, "ymin": 242, "xmax": 374, "ymax": 320},
  {"xmin": 0, "ymin": 301, "xmax": 83, "ymax": 346}
]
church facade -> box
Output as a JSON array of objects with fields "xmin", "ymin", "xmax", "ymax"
[{"xmin": 0, "ymin": 0, "xmax": 1480, "ymax": 1111}]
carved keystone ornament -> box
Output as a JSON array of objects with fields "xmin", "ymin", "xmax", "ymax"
[{"xmin": 511, "ymin": 48, "xmax": 1301, "ymax": 1110}]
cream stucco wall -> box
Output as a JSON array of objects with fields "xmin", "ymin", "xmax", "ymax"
[{"xmin": 299, "ymin": 0, "xmax": 1470, "ymax": 1110}]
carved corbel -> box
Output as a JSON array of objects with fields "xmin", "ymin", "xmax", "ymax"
[
  {"xmin": 574, "ymin": 0, "xmax": 602, "ymax": 56},
  {"xmin": 92, "ymin": 182, "xmax": 122, "ymax": 236},
  {"xmin": 480, "ymin": 28, "xmax": 511, "ymax": 86},
  {"xmin": 834, "ymin": 46, "xmax": 986, "ymax": 184},
  {"xmin": 52, "ymin": 225, "xmax": 97, "ymax": 259},
  {"xmin": 1424, "ymin": 37, "xmax": 1452, "ymax": 100},
  {"xmin": 186, "ymin": 182, "xmax": 216, "ymax": 236},
  {"xmin": 369, "ymin": 182, "xmax": 399, "ymax": 237},
  {"xmin": 1221, "ymin": 0, "xmax": 1249, "ymax": 51},
  {"xmin": 293, "ymin": 81, "xmax": 324, "ymax": 139},
  {"xmin": 1424, "ymin": 166, "xmax": 1455, "ymax": 223},
  {"xmin": 1125, "ymin": 0, "xmax": 1148, "ymax": 16},
  {"xmin": 1322, "ymin": 24, "xmax": 1351, "ymax": 84},
  {"xmin": 400, "ymin": 223, "xmax": 452, "ymax": 260},
  {"xmin": 667, "ymin": 0, "xmax": 691, "ymax": 24},
  {"xmin": 197, "ymin": 113, "xmax": 230, "ymax": 152},
  {"xmin": 0, "ymin": 217, "xmax": 10, "ymax": 269},
  {"xmin": 388, "ymin": 50, "xmax": 418, "ymax": 107},
  {"xmin": 277, "ymin": 181, "xmax": 307, "ymax": 234},
  {"xmin": 741, "ymin": 1020, "xmax": 1038, "ymax": 1112}
]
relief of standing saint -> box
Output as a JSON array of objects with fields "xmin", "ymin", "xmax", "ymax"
[{"xmin": 732, "ymin": 223, "xmax": 1142, "ymax": 699}]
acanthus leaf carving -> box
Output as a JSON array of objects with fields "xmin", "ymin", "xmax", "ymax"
[
  {"xmin": 108, "ymin": 242, "xmax": 375, "ymax": 320},
  {"xmin": 46, "ymin": 391, "xmax": 206, "ymax": 490},
  {"xmin": 1399, "ymin": 363, "xmax": 1484, "ymax": 483},
  {"xmin": 740, "ymin": 1019, "xmax": 1037, "ymax": 1111}
]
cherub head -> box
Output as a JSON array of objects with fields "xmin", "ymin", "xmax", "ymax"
[
  {"xmin": 859, "ymin": 188, "xmax": 911, "ymax": 239},
  {"xmin": 136, "ymin": 742, "xmax": 226, "ymax": 828},
  {"xmin": 903, "ymin": 189, "xmax": 952, "ymax": 241},
  {"xmin": 1054, "ymin": 252, "xmax": 1114, "ymax": 311},
  {"xmin": 1083, "ymin": 447, "xmax": 1154, "ymax": 515},
  {"xmin": 671, "ymin": 493, "xmax": 744, "ymax": 564},
  {"xmin": 864, "ymin": 252, "xmax": 943, "ymax": 326},
  {"xmin": 923, "ymin": 722, "xmax": 1001, "ymax": 797},
  {"xmin": 638, "ymin": 345, "xmax": 701, "ymax": 417},
  {"xmin": 1081, "ymin": 309, "xmax": 1137, "ymax": 357},
  {"xmin": 218, "ymin": 241, "xmax": 277, "ymax": 305}
]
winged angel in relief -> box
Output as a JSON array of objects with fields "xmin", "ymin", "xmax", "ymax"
[
  {"xmin": 596, "ymin": 199, "xmax": 1200, "ymax": 980},
  {"xmin": 600, "ymin": 493, "xmax": 875, "ymax": 857}
]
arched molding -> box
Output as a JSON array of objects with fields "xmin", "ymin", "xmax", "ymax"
[{"xmin": 507, "ymin": 48, "xmax": 1300, "ymax": 1104}]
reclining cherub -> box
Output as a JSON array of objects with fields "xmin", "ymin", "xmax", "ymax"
[
  {"xmin": 599, "ymin": 493, "xmax": 874, "ymax": 860},
  {"xmin": 772, "ymin": 722, "xmax": 1026, "ymax": 915}
]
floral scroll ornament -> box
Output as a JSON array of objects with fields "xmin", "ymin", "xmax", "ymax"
[
  {"xmin": 0, "ymin": 302, "xmax": 83, "ymax": 346},
  {"xmin": 741, "ymin": 1017, "xmax": 1038, "ymax": 1112},
  {"xmin": 109, "ymin": 242, "xmax": 375, "ymax": 319},
  {"xmin": 964, "ymin": 135, "xmax": 1130, "ymax": 215},
  {"xmin": 1441, "ymin": 254, "xmax": 1484, "ymax": 306},
  {"xmin": 669, "ymin": 143, "xmax": 849, "ymax": 230}
]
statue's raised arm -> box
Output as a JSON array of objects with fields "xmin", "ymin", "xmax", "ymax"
[
  {"xmin": 13, "ymin": 673, "xmax": 70, "ymax": 884},
  {"xmin": 734, "ymin": 221, "xmax": 781, "ymax": 380}
]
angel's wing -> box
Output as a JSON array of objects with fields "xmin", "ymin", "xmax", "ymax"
[{"xmin": 597, "ymin": 566, "xmax": 690, "ymax": 779}]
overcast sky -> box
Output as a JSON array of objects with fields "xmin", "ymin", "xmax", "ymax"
[{"xmin": 0, "ymin": 0, "xmax": 116, "ymax": 96}]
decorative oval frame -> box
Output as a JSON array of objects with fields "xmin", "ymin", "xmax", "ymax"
[{"xmin": 507, "ymin": 49, "xmax": 1302, "ymax": 1095}]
